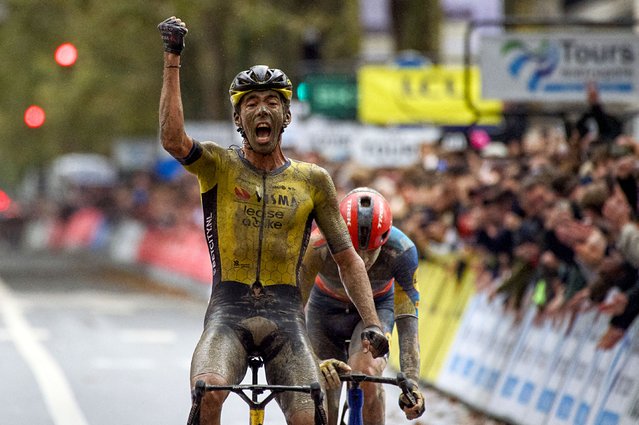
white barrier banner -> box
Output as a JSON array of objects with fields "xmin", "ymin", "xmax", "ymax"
[
  {"xmin": 526, "ymin": 318, "xmax": 571, "ymax": 425},
  {"xmin": 567, "ymin": 312, "xmax": 611, "ymax": 425},
  {"xmin": 506, "ymin": 316, "xmax": 550, "ymax": 422},
  {"xmin": 488, "ymin": 306, "xmax": 536, "ymax": 418},
  {"xmin": 437, "ymin": 294, "xmax": 489, "ymax": 395},
  {"xmin": 547, "ymin": 310, "xmax": 599, "ymax": 425},
  {"xmin": 620, "ymin": 335, "xmax": 639, "ymax": 425},
  {"xmin": 468, "ymin": 299, "xmax": 518, "ymax": 407},
  {"xmin": 461, "ymin": 297, "xmax": 503, "ymax": 404},
  {"xmin": 588, "ymin": 323, "xmax": 639, "ymax": 425},
  {"xmin": 433, "ymin": 294, "xmax": 639, "ymax": 425},
  {"xmin": 294, "ymin": 118, "xmax": 357, "ymax": 162},
  {"xmin": 351, "ymin": 126, "xmax": 440, "ymax": 168},
  {"xmin": 516, "ymin": 320, "xmax": 558, "ymax": 425}
]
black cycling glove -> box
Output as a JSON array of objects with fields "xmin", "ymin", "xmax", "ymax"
[
  {"xmin": 361, "ymin": 325, "xmax": 389, "ymax": 358},
  {"xmin": 158, "ymin": 16, "xmax": 188, "ymax": 55},
  {"xmin": 398, "ymin": 377, "xmax": 426, "ymax": 419}
]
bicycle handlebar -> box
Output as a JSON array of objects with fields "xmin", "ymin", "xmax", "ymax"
[
  {"xmin": 204, "ymin": 383, "xmax": 317, "ymax": 393},
  {"xmin": 189, "ymin": 380, "xmax": 326, "ymax": 425},
  {"xmin": 339, "ymin": 372, "xmax": 417, "ymax": 407}
]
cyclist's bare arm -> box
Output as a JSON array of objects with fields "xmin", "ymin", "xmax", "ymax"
[
  {"xmin": 309, "ymin": 168, "xmax": 382, "ymax": 331},
  {"xmin": 395, "ymin": 280, "xmax": 424, "ymax": 419},
  {"xmin": 394, "ymin": 276, "xmax": 420, "ymax": 381},
  {"xmin": 396, "ymin": 315, "xmax": 420, "ymax": 381},
  {"xmin": 396, "ymin": 315, "xmax": 425, "ymax": 419},
  {"xmin": 158, "ymin": 19, "xmax": 193, "ymax": 159}
]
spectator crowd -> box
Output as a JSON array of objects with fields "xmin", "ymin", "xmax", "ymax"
[{"xmin": 6, "ymin": 85, "xmax": 639, "ymax": 354}]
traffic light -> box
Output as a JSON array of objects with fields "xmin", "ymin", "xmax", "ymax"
[
  {"xmin": 297, "ymin": 82, "xmax": 309, "ymax": 102},
  {"xmin": 24, "ymin": 43, "xmax": 76, "ymax": 129},
  {"xmin": 0, "ymin": 189, "xmax": 13, "ymax": 213},
  {"xmin": 24, "ymin": 105, "xmax": 46, "ymax": 128},
  {"xmin": 54, "ymin": 42, "xmax": 78, "ymax": 67},
  {"xmin": 0, "ymin": 189, "xmax": 11, "ymax": 213},
  {"xmin": 302, "ymin": 28, "xmax": 321, "ymax": 61}
]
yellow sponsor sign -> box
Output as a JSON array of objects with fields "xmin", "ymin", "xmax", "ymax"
[{"xmin": 358, "ymin": 65, "xmax": 502, "ymax": 126}]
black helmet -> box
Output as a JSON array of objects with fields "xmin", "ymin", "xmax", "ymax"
[{"xmin": 229, "ymin": 65, "xmax": 293, "ymax": 107}]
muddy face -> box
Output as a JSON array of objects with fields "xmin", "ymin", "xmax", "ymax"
[{"xmin": 235, "ymin": 90, "xmax": 290, "ymax": 155}]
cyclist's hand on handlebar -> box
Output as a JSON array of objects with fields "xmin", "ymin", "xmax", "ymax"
[
  {"xmin": 319, "ymin": 358, "xmax": 351, "ymax": 390},
  {"xmin": 360, "ymin": 325, "xmax": 389, "ymax": 358},
  {"xmin": 158, "ymin": 16, "xmax": 188, "ymax": 55},
  {"xmin": 398, "ymin": 378, "xmax": 425, "ymax": 420}
]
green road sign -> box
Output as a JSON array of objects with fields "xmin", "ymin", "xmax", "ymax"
[{"xmin": 298, "ymin": 74, "xmax": 357, "ymax": 119}]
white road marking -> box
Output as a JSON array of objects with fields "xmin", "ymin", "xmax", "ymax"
[
  {"xmin": 0, "ymin": 278, "xmax": 88, "ymax": 425},
  {"xmin": 0, "ymin": 327, "xmax": 49, "ymax": 341}
]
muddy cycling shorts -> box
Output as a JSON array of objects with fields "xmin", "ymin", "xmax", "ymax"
[{"xmin": 191, "ymin": 281, "xmax": 321, "ymax": 415}]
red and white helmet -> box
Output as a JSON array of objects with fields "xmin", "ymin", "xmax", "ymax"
[{"xmin": 339, "ymin": 187, "xmax": 392, "ymax": 251}]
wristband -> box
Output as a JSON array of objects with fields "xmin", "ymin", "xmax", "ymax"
[{"xmin": 178, "ymin": 140, "xmax": 203, "ymax": 165}]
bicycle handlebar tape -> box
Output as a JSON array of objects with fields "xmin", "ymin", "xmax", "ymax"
[
  {"xmin": 397, "ymin": 373, "xmax": 417, "ymax": 407},
  {"xmin": 347, "ymin": 384, "xmax": 364, "ymax": 425},
  {"xmin": 186, "ymin": 380, "xmax": 206, "ymax": 425},
  {"xmin": 310, "ymin": 382, "xmax": 328, "ymax": 425}
]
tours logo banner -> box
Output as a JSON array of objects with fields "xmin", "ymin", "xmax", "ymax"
[{"xmin": 479, "ymin": 33, "xmax": 639, "ymax": 103}]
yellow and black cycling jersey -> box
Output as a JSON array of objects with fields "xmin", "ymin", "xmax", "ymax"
[{"xmin": 182, "ymin": 140, "xmax": 351, "ymax": 288}]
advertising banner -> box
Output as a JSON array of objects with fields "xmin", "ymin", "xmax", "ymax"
[
  {"xmin": 587, "ymin": 324, "xmax": 638, "ymax": 425},
  {"xmin": 351, "ymin": 126, "xmax": 439, "ymax": 168},
  {"xmin": 512, "ymin": 319, "xmax": 553, "ymax": 425},
  {"xmin": 294, "ymin": 118, "xmax": 357, "ymax": 162},
  {"xmin": 525, "ymin": 319, "xmax": 571, "ymax": 425},
  {"xmin": 546, "ymin": 311, "xmax": 599, "ymax": 425},
  {"xmin": 466, "ymin": 296, "xmax": 515, "ymax": 407},
  {"xmin": 358, "ymin": 65, "xmax": 502, "ymax": 125},
  {"xmin": 479, "ymin": 32, "xmax": 639, "ymax": 102},
  {"xmin": 436, "ymin": 293, "xmax": 486, "ymax": 395}
]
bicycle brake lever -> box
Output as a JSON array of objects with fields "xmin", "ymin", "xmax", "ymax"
[
  {"xmin": 187, "ymin": 380, "xmax": 206, "ymax": 425},
  {"xmin": 194, "ymin": 380, "xmax": 206, "ymax": 397},
  {"xmin": 396, "ymin": 373, "xmax": 417, "ymax": 407}
]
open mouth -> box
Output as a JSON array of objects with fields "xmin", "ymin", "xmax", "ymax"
[{"xmin": 256, "ymin": 123, "xmax": 272, "ymax": 140}]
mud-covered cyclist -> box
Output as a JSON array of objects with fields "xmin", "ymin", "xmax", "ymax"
[
  {"xmin": 301, "ymin": 188, "xmax": 426, "ymax": 424},
  {"xmin": 157, "ymin": 17, "xmax": 389, "ymax": 425}
]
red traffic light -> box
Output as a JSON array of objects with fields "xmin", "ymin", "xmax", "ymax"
[
  {"xmin": 24, "ymin": 105, "xmax": 46, "ymax": 128},
  {"xmin": 0, "ymin": 190, "xmax": 11, "ymax": 213},
  {"xmin": 55, "ymin": 42, "xmax": 78, "ymax": 67}
]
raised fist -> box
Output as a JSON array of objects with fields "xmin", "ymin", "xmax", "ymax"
[{"xmin": 158, "ymin": 16, "xmax": 188, "ymax": 55}]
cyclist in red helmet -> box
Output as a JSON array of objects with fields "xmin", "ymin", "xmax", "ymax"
[
  {"xmin": 301, "ymin": 188, "xmax": 425, "ymax": 425},
  {"xmin": 157, "ymin": 17, "xmax": 389, "ymax": 425}
]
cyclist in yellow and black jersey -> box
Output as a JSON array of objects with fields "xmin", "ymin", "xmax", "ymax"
[
  {"xmin": 157, "ymin": 16, "xmax": 389, "ymax": 425},
  {"xmin": 184, "ymin": 141, "xmax": 344, "ymax": 288}
]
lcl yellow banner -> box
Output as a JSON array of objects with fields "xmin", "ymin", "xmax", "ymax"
[{"xmin": 358, "ymin": 65, "xmax": 502, "ymax": 125}]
